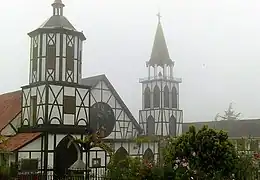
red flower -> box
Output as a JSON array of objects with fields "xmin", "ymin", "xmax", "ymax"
[{"xmin": 253, "ymin": 153, "xmax": 260, "ymax": 159}]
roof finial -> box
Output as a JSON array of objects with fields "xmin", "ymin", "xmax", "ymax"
[
  {"xmin": 156, "ymin": 12, "xmax": 162, "ymax": 23},
  {"xmin": 52, "ymin": 0, "xmax": 65, "ymax": 16}
]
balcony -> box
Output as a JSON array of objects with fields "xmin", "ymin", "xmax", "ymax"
[{"xmin": 139, "ymin": 76, "xmax": 182, "ymax": 83}]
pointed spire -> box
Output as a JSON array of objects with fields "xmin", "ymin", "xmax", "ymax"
[
  {"xmin": 157, "ymin": 12, "xmax": 162, "ymax": 23},
  {"xmin": 148, "ymin": 13, "xmax": 173, "ymax": 67},
  {"xmin": 52, "ymin": 0, "xmax": 65, "ymax": 16}
]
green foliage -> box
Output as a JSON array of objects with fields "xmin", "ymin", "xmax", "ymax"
[
  {"xmin": 235, "ymin": 152, "xmax": 258, "ymax": 179},
  {"xmin": 74, "ymin": 133, "xmax": 114, "ymax": 156},
  {"xmin": 106, "ymin": 155, "xmax": 163, "ymax": 180},
  {"xmin": 164, "ymin": 125, "xmax": 239, "ymax": 179},
  {"xmin": 0, "ymin": 165, "xmax": 10, "ymax": 180}
]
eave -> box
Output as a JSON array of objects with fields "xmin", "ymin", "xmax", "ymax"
[{"xmin": 28, "ymin": 27, "xmax": 86, "ymax": 41}]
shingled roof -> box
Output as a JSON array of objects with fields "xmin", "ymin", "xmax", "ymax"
[
  {"xmin": 0, "ymin": 90, "xmax": 21, "ymax": 131},
  {"xmin": 0, "ymin": 133, "xmax": 41, "ymax": 152},
  {"xmin": 148, "ymin": 17, "xmax": 173, "ymax": 67},
  {"xmin": 183, "ymin": 119, "xmax": 260, "ymax": 138}
]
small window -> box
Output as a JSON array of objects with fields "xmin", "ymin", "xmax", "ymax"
[
  {"xmin": 114, "ymin": 147, "xmax": 128, "ymax": 163},
  {"xmin": 147, "ymin": 116, "xmax": 155, "ymax": 136},
  {"xmin": 92, "ymin": 158, "xmax": 101, "ymax": 168},
  {"xmin": 64, "ymin": 96, "xmax": 76, "ymax": 114},
  {"xmin": 47, "ymin": 45, "xmax": 56, "ymax": 69},
  {"xmin": 153, "ymin": 85, "xmax": 160, "ymax": 108},
  {"xmin": 144, "ymin": 87, "xmax": 151, "ymax": 108},
  {"xmin": 20, "ymin": 159, "xmax": 38, "ymax": 172},
  {"xmin": 164, "ymin": 86, "xmax": 169, "ymax": 108},
  {"xmin": 169, "ymin": 116, "xmax": 176, "ymax": 136},
  {"xmin": 143, "ymin": 148, "xmax": 154, "ymax": 163},
  {"xmin": 32, "ymin": 47, "xmax": 38, "ymax": 71},
  {"xmin": 31, "ymin": 96, "xmax": 37, "ymax": 125},
  {"xmin": 66, "ymin": 46, "xmax": 74, "ymax": 71},
  {"xmin": 172, "ymin": 87, "xmax": 178, "ymax": 108}
]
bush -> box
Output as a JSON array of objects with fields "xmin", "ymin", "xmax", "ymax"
[
  {"xmin": 164, "ymin": 125, "xmax": 239, "ymax": 179},
  {"xmin": 106, "ymin": 153, "xmax": 199, "ymax": 179},
  {"xmin": 106, "ymin": 156, "xmax": 163, "ymax": 180},
  {"xmin": 0, "ymin": 165, "xmax": 9, "ymax": 180}
]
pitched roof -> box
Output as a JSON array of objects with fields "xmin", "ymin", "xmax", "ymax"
[
  {"xmin": 0, "ymin": 133, "xmax": 41, "ymax": 152},
  {"xmin": 183, "ymin": 119, "xmax": 260, "ymax": 138},
  {"xmin": 39, "ymin": 16, "xmax": 76, "ymax": 31},
  {"xmin": 0, "ymin": 91, "xmax": 21, "ymax": 131},
  {"xmin": 81, "ymin": 74, "xmax": 143, "ymax": 133},
  {"xmin": 148, "ymin": 21, "xmax": 173, "ymax": 67}
]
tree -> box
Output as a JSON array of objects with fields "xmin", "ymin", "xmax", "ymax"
[
  {"xmin": 73, "ymin": 127, "xmax": 113, "ymax": 156},
  {"xmin": 216, "ymin": 103, "xmax": 241, "ymax": 121},
  {"xmin": 164, "ymin": 125, "xmax": 239, "ymax": 179}
]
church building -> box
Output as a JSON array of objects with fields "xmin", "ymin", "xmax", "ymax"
[{"xmin": 0, "ymin": 0, "xmax": 183, "ymax": 178}]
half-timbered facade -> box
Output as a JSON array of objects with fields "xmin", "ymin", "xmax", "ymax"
[
  {"xmin": 0, "ymin": 1, "xmax": 179, "ymax": 179},
  {"xmin": 0, "ymin": 1, "xmax": 149, "ymax": 179},
  {"xmin": 81, "ymin": 75, "xmax": 158, "ymax": 177},
  {"xmin": 139, "ymin": 14, "xmax": 183, "ymax": 137}
]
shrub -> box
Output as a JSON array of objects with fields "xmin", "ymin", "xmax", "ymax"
[{"xmin": 164, "ymin": 125, "xmax": 239, "ymax": 179}]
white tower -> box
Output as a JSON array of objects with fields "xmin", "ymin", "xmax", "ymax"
[{"xmin": 139, "ymin": 14, "xmax": 183, "ymax": 137}]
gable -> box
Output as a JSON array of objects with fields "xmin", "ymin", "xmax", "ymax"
[
  {"xmin": 81, "ymin": 75, "xmax": 143, "ymax": 139},
  {"xmin": 0, "ymin": 91, "xmax": 21, "ymax": 132}
]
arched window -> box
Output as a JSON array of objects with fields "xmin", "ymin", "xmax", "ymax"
[
  {"xmin": 153, "ymin": 85, "xmax": 160, "ymax": 108},
  {"xmin": 147, "ymin": 116, "xmax": 155, "ymax": 136},
  {"xmin": 143, "ymin": 148, "xmax": 154, "ymax": 163},
  {"xmin": 54, "ymin": 135, "xmax": 79, "ymax": 177},
  {"xmin": 169, "ymin": 115, "xmax": 177, "ymax": 136},
  {"xmin": 144, "ymin": 87, "xmax": 151, "ymax": 108},
  {"xmin": 164, "ymin": 85, "xmax": 169, "ymax": 108},
  {"xmin": 172, "ymin": 87, "xmax": 178, "ymax": 108},
  {"xmin": 114, "ymin": 147, "xmax": 128, "ymax": 163}
]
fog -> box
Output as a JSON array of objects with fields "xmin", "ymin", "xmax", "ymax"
[{"xmin": 1, "ymin": 0, "xmax": 260, "ymax": 122}]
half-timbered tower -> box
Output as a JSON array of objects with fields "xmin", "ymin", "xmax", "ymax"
[
  {"xmin": 0, "ymin": 3, "xmax": 162, "ymax": 179},
  {"xmin": 19, "ymin": 0, "xmax": 91, "ymax": 177},
  {"xmin": 21, "ymin": 0, "xmax": 89, "ymax": 128},
  {"xmin": 139, "ymin": 14, "xmax": 183, "ymax": 137}
]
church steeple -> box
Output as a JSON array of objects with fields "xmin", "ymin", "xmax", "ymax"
[
  {"xmin": 52, "ymin": 0, "xmax": 65, "ymax": 16},
  {"xmin": 139, "ymin": 14, "xmax": 183, "ymax": 137},
  {"xmin": 148, "ymin": 13, "xmax": 173, "ymax": 67}
]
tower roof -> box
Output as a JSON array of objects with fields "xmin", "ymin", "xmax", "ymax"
[
  {"xmin": 148, "ymin": 13, "xmax": 173, "ymax": 67},
  {"xmin": 39, "ymin": 16, "xmax": 76, "ymax": 31},
  {"xmin": 40, "ymin": 0, "xmax": 75, "ymax": 30}
]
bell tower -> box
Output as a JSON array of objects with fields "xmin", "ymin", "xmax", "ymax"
[
  {"xmin": 139, "ymin": 14, "xmax": 183, "ymax": 137},
  {"xmin": 20, "ymin": 0, "xmax": 90, "ymax": 131}
]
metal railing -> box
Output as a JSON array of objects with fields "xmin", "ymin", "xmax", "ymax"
[
  {"xmin": 139, "ymin": 76, "xmax": 182, "ymax": 83},
  {"xmin": 14, "ymin": 174, "xmax": 108, "ymax": 180}
]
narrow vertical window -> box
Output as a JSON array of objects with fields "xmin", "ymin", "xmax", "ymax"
[
  {"xmin": 32, "ymin": 47, "xmax": 38, "ymax": 71},
  {"xmin": 67, "ymin": 46, "xmax": 74, "ymax": 71},
  {"xmin": 172, "ymin": 87, "xmax": 177, "ymax": 108},
  {"xmin": 31, "ymin": 96, "xmax": 37, "ymax": 125},
  {"xmin": 169, "ymin": 115, "xmax": 176, "ymax": 136},
  {"xmin": 143, "ymin": 148, "xmax": 154, "ymax": 163},
  {"xmin": 164, "ymin": 85, "xmax": 169, "ymax": 108},
  {"xmin": 153, "ymin": 85, "xmax": 160, "ymax": 108},
  {"xmin": 47, "ymin": 45, "xmax": 56, "ymax": 69},
  {"xmin": 147, "ymin": 116, "xmax": 155, "ymax": 136},
  {"xmin": 144, "ymin": 87, "xmax": 151, "ymax": 108}
]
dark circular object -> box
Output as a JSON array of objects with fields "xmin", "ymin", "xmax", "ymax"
[{"xmin": 90, "ymin": 102, "xmax": 116, "ymax": 138}]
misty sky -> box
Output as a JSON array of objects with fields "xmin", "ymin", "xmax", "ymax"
[{"xmin": 1, "ymin": 0, "xmax": 260, "ymax": 122}]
